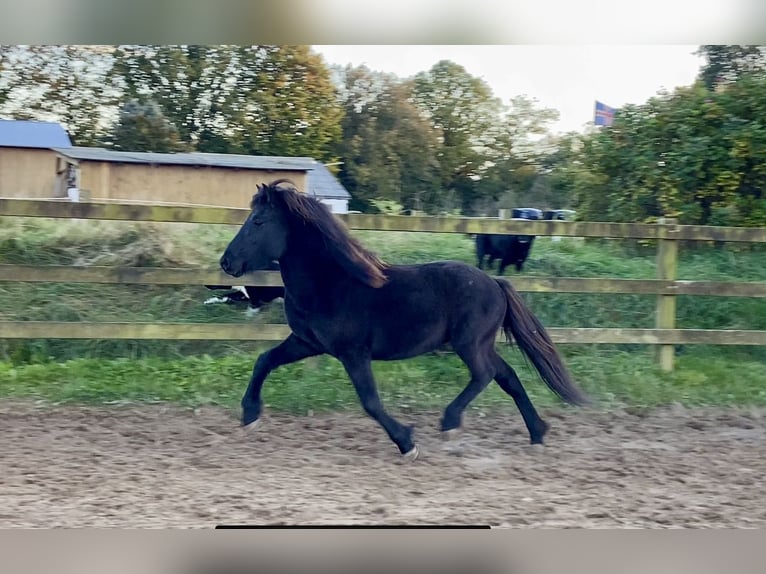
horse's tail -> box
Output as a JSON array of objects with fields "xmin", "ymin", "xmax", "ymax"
[{"xmin": 495, "ymin": 278, "xmax": 589, "ymax": 406}]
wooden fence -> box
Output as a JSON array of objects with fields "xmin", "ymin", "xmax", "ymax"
[{"xmin": 1, "ymin": 198, "xmax": 765, "ymax": 371}]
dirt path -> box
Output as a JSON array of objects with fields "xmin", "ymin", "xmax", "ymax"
[{"xmin": 2, "ymin": 400, "xmax": 764, "ymax": 528}]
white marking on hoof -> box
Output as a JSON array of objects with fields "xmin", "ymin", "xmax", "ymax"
[
  {"xmin": 443, "ymin": 428, "xmax": 462, "ymax": 440},
  {"xmin": 273, "ymin": 297, "xmax": 284, "ymax": 304},
  {"xmin": 243, "ymin": 419, "xmax": 260, "ymax": 432},
  {"xmin": 244, "ymin": 307, "xmax": 261, "ymax": 318},
  {"xmin": 204, "ymin": 296, "xmax": 226, "ymax": 305},
  {"xmin": 402, "ymin": 445, "xmax": 420, "ymax": 462}
]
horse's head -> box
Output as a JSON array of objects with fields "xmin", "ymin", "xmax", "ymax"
[
  {"xmin": 221, "ymin": 178, "xmax": 388, "ymax": 287},
  {"xmin": 219, "ymin": 180, "xmax": 295, "ymax": 278}
]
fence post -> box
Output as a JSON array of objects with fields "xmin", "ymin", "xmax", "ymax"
[{"xmin": 655, "ymin": 217, "xmax": 679, "ymax": 371}]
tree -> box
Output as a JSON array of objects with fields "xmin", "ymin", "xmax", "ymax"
[
  {"xmin": 383, "ymin": 81, "xmax": 443, "ymax": 212},
  {"xmin": 110, "ymin": 45, "xmax": 236, "ymax": 149},
  {"xmin": 0, "ymin": 46, "xmax": 13, "ymax": 108},
  {"xmin": 107, "ymin": 99, "xmax": 187, "ymax": 152},
  {"xmin": 0, "ymin": 45, "xmax": 118, "ymax": 145},
  {"xmin": 481, "ymin": 95, "xmax": 561, "ymax": 211},
  {"xmin": 225, "ymin": 45, "xmax": 342, "ymax": 161},
  {"xmin": 411, "ymin": 60, "xmax": 504, "ymax": 213},
  {"xmin": 568, "ymin": 76, "xmax": 766, "ymax": 227},
  {"xmin": 334, "ymin": 66, "xmax": 441, "ymax": 212},
  {"xmin": 536, "ymin": 132, "xmax": 587, "ymax": 210},
  {"xmin": 111, "ymin": 45, "xmax": 342, "ymax": 161},
  {"xmin": 696, "ymin": 45, "xmax": 766, "ymax": 90}
]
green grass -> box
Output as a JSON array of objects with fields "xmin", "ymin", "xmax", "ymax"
[
  {"xmin": 0, "ymin": 216, "xmax": 765, "ymax": 410},
  {"xmin": 2, "ymin": 346, "xmax": 765, "ymax": 413}
]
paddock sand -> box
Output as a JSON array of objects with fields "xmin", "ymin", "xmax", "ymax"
[{"xmin": 2, "ymin": 400, "xmax": 764, "ymax": 528}]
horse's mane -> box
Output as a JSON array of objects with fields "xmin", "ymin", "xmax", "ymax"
[{"xmin": 251, "ymin": 179, "xmax": 389, "ymax": 288}]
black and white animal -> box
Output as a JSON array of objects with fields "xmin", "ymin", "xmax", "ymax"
[
  {"xmin": 204, "ymin": 263, "xmax": 284, "ymax": 316},
  {"xmin": 476, "ymin": 208, "xmax": 542, "ymax": 275}
]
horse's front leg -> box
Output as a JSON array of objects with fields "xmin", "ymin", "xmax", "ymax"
[
  {"xmin": 241, "ymin": 333, "xmax": 321, "ymax": 429},
  {"xmin": 339, "ymin": 354, "xmax": 418, "ymax": 460}
]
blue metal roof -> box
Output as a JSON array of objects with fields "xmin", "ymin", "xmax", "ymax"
[
  {"xmin": 0, "ymin": 120, "xmax": 72, "ymax": 149},
  {"xmin": 305, "ymin": 162, "xmax": 350, "ymax": 199},
  {"xmin": 53, "ymin": 146, "xmax": 315, "ymax": 172}
]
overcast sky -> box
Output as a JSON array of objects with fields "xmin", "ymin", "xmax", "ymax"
[{"xmin": 312, "ymin": 45, "xmax": 705, "ymax": 135}]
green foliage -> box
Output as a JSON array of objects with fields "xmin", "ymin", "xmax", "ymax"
[
  {"xmin": 110, "ymin": 45, "xmax": 342, "ymax": 161},
  {"xmin": 2, "ymin": 345, "xmax": 765, "ymax": 411},
  {"xmin": 1, "ymin": 44, "xmax": 342, "ymax": 161},
  {"xmin": 333, "ymin": 66, "xmax": 442, "ymax": 212},
  {"xmin": 4, "ymin": 43, "xmax": 766, "ymax": 229},
  {"xmin": 481, "ymin": 96, "xmax": 562, "ymax": 212},
  {"xmin": 0, "ymin": 45, "xmax": 118, "ymax": 145},
  {"xmin": 232, "ymin": 45, "xmax": 343, "ymax": 161},
  {"xmin": 412, "ymin": 60, "xmax": 503, "ymax": 213},
  {"xmin": 107, "ymin": 99, "xmax": 187, "ymax": 152},
  {"xmin": 110, "ymin": 45, "xmax": 238, "ymax": 149},
  {"xmin": 333, "ymin": 62, "xmax": 561, "ymax": 215},
  {"xmin": 0, "ymin": 47, "xmax": 11, "ymax": 107},
  {"xmin": 368, "ymin": 198, "xmax": 404, "ymax": 215},
  {"xmin": 696, "ymin": 45, "xmax": 766, "ymax": 90},
  {"xmin": 565, "ymin": 73, "xmax": 766, "ymax": 227}
]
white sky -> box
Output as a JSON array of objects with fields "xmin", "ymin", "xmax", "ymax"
[{"xmin": 312, "ymin": 45, "xmax": 705, "ymax": 135}]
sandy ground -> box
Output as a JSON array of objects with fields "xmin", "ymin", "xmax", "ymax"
[{"xmin": 1, "ymin": 400, "xmax": 764, "ymax": 528}]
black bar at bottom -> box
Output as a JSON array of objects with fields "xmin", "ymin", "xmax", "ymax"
[{"xmin": 215, "ymin": 524, "xmax": 490, "ymax": 529}]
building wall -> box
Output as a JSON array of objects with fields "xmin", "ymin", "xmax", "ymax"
[
  {"xmin": 319, "ymin": 198, "xmax": 349, "ymax": 214},
  {"xmin": 77, "ymin": 162, "xmax": 309, "ymax": 208},
  {"xmin": 0, "ymin": 147, "xmax": 61, "ymax": 198}
]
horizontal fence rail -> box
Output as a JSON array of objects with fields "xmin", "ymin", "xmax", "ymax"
[
  {"xmin": 1, "ymin": 265, "xmax": 766, "ymax": 297},
  {"xmin": 1, "ymin": 322, "xmax": 765, "ymax": 346},
  {"xmin": 0, "ymin": 198, "xmax": 764, "ymax": 371},
  {"xmin": 2, "ymin": 198, "xmax": 766, "ymax": 242}
]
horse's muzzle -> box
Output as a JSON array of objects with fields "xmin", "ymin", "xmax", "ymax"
[{"xmin": 220, "ymin": 255, "xmax": 243, "ymax": 277}]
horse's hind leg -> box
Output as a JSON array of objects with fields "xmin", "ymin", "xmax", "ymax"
[
  {"xmin": 490, "ymin": 351, "xmax": 549, "ymax": 443},
  {"xmin": 440, "ymin": 345, "xmax": 495, "ymax": 434},
  {"xmin": 340, "ymin": 354, "xmax": 417, "ymax": 459}
]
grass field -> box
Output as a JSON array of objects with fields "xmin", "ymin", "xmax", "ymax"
[{"xmin": 1, "ymin": 215, "xmax": 765, "ymax": 413}]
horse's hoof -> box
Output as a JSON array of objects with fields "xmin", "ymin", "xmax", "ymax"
[
  {"xmin": 402, "ymin": 445, "xmax": 420, "ymax": 462},
  {"xmin": 242, "ymin": 419, "xmax": 261, "ymax": 433},
  {"xmin": 442, "ymin": 428, "xmax": 462, "ymax": 440}
]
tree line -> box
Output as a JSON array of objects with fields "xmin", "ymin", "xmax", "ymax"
[
  {"xmin": 1, "ymin": 44, "xmax": 764, "ymax": 225},
  {"xmin": 570, "ymin": 46, "xmax": 766, "ymax": 227}
]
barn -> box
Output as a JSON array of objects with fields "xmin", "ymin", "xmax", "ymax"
[
  {"xmin": 0, "ymin": 119, "xmax": 72, "ymax": 198},
  {"xmin": 0, "ymin": 119, "xmax": 351, "ymax": 213},
  {"xmin": 51, "ymin": 147, "xmax": 351, "ymax": 213}
]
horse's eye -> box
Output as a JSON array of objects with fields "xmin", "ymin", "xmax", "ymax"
[{"xmin": 252, "ymin": 219, "xmax": 264, "ymax": 227}]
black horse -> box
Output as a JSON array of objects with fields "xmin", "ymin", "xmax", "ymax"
[{"xmin": 220, "ymin": 180, "xmax": 587, "ymax": 460}]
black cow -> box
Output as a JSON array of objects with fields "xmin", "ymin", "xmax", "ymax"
[{"xmin": 476, "ymin": 208, "xmax": 542, "ymax": 275}]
